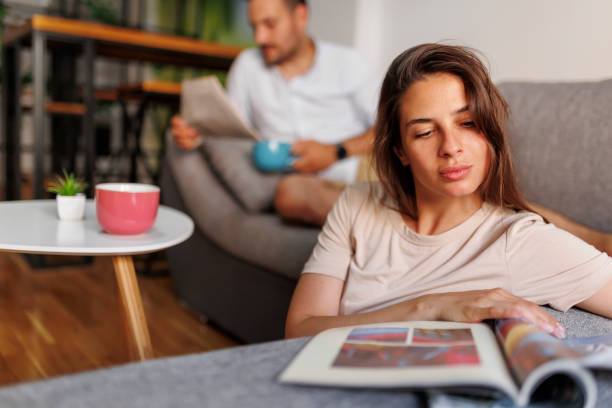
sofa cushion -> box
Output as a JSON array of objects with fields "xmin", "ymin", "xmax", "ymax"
[
  {"xmin": 498, "ymin": 79, "xmax": 612, "ymax": 232},
  {"xmin": 201, "ymin": 138, "xmax": 282, "ymax": 213}
]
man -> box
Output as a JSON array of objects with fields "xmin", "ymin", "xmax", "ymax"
[
  {"xmin": 171, "ymin": 0, "xmax": 612, "ymax": 257},
  {"xmin": 172, "ymin": 0, "xmax": 376, "ymax": 226}
]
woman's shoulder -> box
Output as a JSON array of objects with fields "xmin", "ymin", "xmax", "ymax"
[
  {"xmin": 342, "ymin": 182, "xmax": 386, "ymax": 206},
  {"xmin": 494, "ymin": 207, "xmax": 596, "ymax": 254},
  {"xmin": 336, "ymin": 182, "xmax": 390, "ymax": 220},
  {"xmin": 475, "ymin": 204, "xmax": 549, "ymax": 242},
  {"xmin": 344, "ymin": 181, "xmax": 381, "ymax": 194},
  {"xmin": 496, "ymin": 207, "xmax": 549, "ymax": 234}
]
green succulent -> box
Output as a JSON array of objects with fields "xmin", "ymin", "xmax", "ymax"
[{"xmin": 47, "ymin": 170, "xmax": 88, "ymax": 196}]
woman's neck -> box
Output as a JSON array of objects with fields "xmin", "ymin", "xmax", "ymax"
[{"xmin": 402, "ymin": 194, "xmax": 484, "ymax": 235}]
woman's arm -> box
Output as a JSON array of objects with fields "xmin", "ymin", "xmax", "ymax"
[
  {"xmin": 529, "ymin": 202, "xmax": 612, "ymax": 256},
  {"xmin": 576, "ymin": 278, "xmax": 612, "ymax": 318},
  {"xmin": 285, "ymin": 273, "xmax": 564, "ymax": 338}
]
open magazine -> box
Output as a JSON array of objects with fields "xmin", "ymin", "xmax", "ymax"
[
  {"xmin": 180, "ymin": 75, "xmax": 261, "ymax": 142},
  {"xmin": 279, "ymin": 319, "xmax": 612, "ymax": 407}
]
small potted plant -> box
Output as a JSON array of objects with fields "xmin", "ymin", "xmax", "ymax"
[{"xmin": 47, "ymin": 170, "xmax": 88, "ymax": 221}]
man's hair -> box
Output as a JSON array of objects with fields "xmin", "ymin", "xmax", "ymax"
[
  {"xmin": 373, "ymin": 43, "xmax": 531, "ymax": 218},
  {"xmin": 247, "ymin": 0, "xmax": 307, "ymax": 9},
  {"xmin": 285, "ymin": 0, "xmax": 307, "ymax": 9}
]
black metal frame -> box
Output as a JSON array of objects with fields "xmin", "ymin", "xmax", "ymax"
[
  {"xmin": 32, "ymin": 30, "xmax": 46, "ymax": 199},
  {"xmin": 1, "ymin": 29, "xmax": 97, "ymax": 200},
  {"xmin": 120, "ymin": 93, "xmax": 179, "ymax": 184},
  {"xmin": 1, "ymin": 5, "xmax": 235, "ymax": 201},
  {"xmin": 2, "ymin": 41, "xmax": 21, "ymax": 200}
]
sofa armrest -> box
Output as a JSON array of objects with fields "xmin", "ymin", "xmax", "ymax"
[{"xmin": 164, "ymin": 132, "xmax": 319, "ymax": 279}]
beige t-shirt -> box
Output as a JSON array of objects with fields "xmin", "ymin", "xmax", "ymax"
[{"xmin": 303, "ymin": 183, "xmax": 612, "ymax": 315}]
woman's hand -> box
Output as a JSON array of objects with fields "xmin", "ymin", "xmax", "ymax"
[
  {"xmin": 419, "ymin": 288, "xmax": 565, "ymax": 338},
  {"xmin": 170, "ymin": 115, "xmax": 201, "ymax": 150}
]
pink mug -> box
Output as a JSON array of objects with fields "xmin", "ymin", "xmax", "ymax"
[{"xmin": 95, "ymin": 183, "xmax": 160, "ymax": 235}]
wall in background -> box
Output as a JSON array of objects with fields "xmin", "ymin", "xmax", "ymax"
[
  {"xmin": 309, "ymin": 0, "xmax": 612, "ymax": 83},
  {"xmin": 307, "ymin": 0, "xmax": 355, "ymax": 46}
]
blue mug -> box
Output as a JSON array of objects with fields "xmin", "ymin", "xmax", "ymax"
[{"xmin": 252, "ymin": 141, "xmax": 297, "ymax": 172}]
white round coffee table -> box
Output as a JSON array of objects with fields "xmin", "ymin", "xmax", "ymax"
[{"xmin": 0, "ymin": 199, "xmax": 194, "ymax": 361}]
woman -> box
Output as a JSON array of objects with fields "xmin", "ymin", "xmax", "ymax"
[{"xmin": 285, "ymin": 44, "xmax": 612, "ymax": 339}]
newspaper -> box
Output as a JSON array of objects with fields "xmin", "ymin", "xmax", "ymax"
[{"xmin": 180, "ymin": 76, "xmax": 261, "ymax": 142}]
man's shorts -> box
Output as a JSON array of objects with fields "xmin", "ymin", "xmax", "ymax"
[{"xmin": 326, "ymin": 155, "xmax": 378, "ymax": 189}]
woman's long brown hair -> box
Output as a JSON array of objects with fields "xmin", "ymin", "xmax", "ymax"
[{"xmin": 373, "ymin": 43, "xmax": 532, "ymax": 218}]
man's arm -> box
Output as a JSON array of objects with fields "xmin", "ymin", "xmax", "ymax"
[
  {"xmin": 530, "ymin": 203, "xmax": 612, "ymax": 256},
  {"xmin": 290, "ymin": 126, "xmax": 375, "ymax": 174}
]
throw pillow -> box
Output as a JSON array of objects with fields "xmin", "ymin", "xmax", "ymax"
[{"xmin": 201, "ymin": 138, "xmax": 282, "ymax": 213}]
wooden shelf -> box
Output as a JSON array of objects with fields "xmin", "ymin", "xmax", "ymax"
[
  {"xmin": 117, "ymin": 80, "xmax": 182, "ymax": 102},
  {"xmin": 21, "ymin": 101, "xmax": 86, "ymax": 115},
  {"xmin": 140, "ymin": 80, "xmax": 182, "ymax": 95},
  {"xmin": 94, "ymin": 89, "xmax": 120, "ymax": 101},
  {"xmin": 4, "ymin": 14, "xmax": 242, "ymax": 70},
  {"xmin": 44, "ymin": 102, "xmax": 86, "ymax": 115},
  {"xmin": 19, "ymin": 81, "xmax": 181, "ymax": 115}
]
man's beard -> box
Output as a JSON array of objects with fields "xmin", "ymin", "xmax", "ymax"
[{"xmin": 261, "ymin": 40, "xmax": 300, "ymax": 66}]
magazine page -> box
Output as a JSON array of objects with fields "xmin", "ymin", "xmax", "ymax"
[
  {"xmin": 279, "ymin": 321, "xmax": 519, "ymax": 400},
  {"xmin": 493, "ymin": 319, "xmax": 596, "ymax": 407},
  {"xmin": 563, "ymin": 334, "xmax": 612, "ymax": 368},
  {"xmin": 180, "ymin": 76, "xmax": 260, "ymax": 141}
]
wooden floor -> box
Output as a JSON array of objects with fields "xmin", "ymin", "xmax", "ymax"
[{"xmin": 0, "ymin": 252, "xmax": 238, "ymax": 387}]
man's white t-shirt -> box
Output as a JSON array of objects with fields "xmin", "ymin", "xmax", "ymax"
[
  {"xmin": 226, "ymin": 41, "xmax": 379, "ymax": 183},
  {"xmin": 303, "ymin": 183, "xmax": 612, "ymax": 315}
]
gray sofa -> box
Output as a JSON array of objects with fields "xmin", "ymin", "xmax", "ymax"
[
  {"xmin": 161, "ymin": 79, "xmax": 612, "ymax": 344},
  {"xmin": 1, "ymin": 307, "xmax": 612, "ymax": 407}
]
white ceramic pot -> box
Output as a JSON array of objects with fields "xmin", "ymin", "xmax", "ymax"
[{"xmin": 56, "ymin": 193, "xmax": 86, "ymax": 221}]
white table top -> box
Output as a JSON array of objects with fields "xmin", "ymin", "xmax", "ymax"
[{"xmin": 0, "ymin": 200, "xmax": 194, "ymax": 255}]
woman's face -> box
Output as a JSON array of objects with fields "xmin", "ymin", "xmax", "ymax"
[{"xmin": 395, "ymin": 73, "xmax": 490, "ymax": 204}]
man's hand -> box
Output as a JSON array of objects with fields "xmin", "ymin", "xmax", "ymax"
[
  {"xmin": 170, "ymin": 115, "xmax": 201, "ymax": 150},
  {"xmin": 421, "ymin": 288, "xmax": 565, "ymax": 338},
  {"xmin": 291, "ymin": 140, "xmax": 337, "ymax": 174}
]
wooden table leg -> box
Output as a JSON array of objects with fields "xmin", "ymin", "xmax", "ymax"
[{"xmin": 112, "ymin": 255, "xmax": 154, "ymax": 360}]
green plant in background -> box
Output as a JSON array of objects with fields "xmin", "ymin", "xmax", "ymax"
[
  {"xmin": 83, "ymin": 0, "xmax": 119, "ymax": 25},
  {"xmin": 0, "ymin": 4, "xmax": 6, "ymax": 31},
  {"xmin": 131, "ymin": 1, "xmax": 253, "ymax": 178},
  {"xmin": 153, "ymin": 0, "xmax": 253, "ymax": 85},
  {"xmin": 144, "ymin": 0, "xmax": 253, "ymax": 168},
  {"xmin": 47, "ymin": 170, "xmax": 88, "ymax": 196},
  {"xmin": 157, "ymin": 0, "xmax": 252, "ymax": 45}
]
